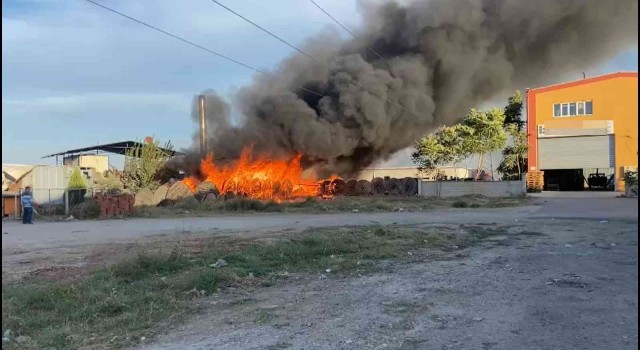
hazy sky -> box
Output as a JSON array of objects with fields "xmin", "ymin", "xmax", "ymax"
[{"xmin": 3, "ymin": 0, "xmax": 638, "ymax": 168}]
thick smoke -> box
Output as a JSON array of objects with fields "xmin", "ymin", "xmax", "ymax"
[{"xmin": 189, "ymin": 0, "xmax": 637, "ymax": 177}]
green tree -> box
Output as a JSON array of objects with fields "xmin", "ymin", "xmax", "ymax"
[
  {"xmin": 498, "ymin": 90, "xmax": 528, "ymax": 179},
  {"xmin": 411, "ymin": 132, "xmax": 448, "ymax": 178},
  {"xmin": 412, "ymin": 124, "xmax": 474, "ymax": 180},
  {"xmin": 503, "ymin": 90, "xmax": 524, "ymax": 130},
  {"xmin": 497, "ymin": 124, "xmax": 528, "ymax": 180},
  {"xmin": 123, "ymin": 138, "xmax": 174, "ymax": 193},
  {"xmin": 67, "ymin": 168, "xmax": 87, "ymax": 189},
  {"xmin": 461, "ymin": 108, "xmax": 508, "ymax": 179},
  {"xmin": 67, "ymin": 167, "xmax": 87, "ymax": 207}
]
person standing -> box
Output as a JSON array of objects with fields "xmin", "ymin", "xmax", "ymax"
[{"xmin": 21, "ymin": 186, "xmax": 37, "ymax": 224}]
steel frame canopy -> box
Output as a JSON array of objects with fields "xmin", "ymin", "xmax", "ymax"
[{"xmin": 42, "ymin": 141, "xmax": 185, "ymax": 159}]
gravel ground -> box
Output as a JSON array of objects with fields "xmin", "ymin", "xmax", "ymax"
[
  {"xmin": 2, "ymin": 195, "xmax": 637, "ymax": 350},
  {"xmin": 136, "ymin": 197, "xmax": 637, "ymax": 350}
]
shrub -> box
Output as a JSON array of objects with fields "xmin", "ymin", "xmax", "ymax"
[
  {"xmin": 452, "ymin": 200, "xmax": 469, "ymax": 208},
  {"xmin": 70, "ymin": 199, "xmax": 100, "ymax": 219},
  {"xmin": 95, "ymin": 172, "xmax": 124, "ymax": 194}
]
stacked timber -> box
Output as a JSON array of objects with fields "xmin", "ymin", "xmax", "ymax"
[{"xmin": 526, "ymin": 171, "xmax": 544, "ymax": 192}]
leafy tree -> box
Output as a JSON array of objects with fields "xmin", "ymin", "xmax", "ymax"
[
  {"xmin": 461, "ymin": 108, "xmax": 508, "ymax": 179},
  {"xmin": 497, "ymin": 124, "xmax": 528, "ymax": 180},
  {"xmin": 504, "ymin": 90, "xmax": 524, "ymax": 130},
  {"xmin": 411, "ymin": 133, "xmax": 447, "ymax": 177},
  {"xmin": 412, "ymin": 124, "xmax": 474, "ymax": 180},
  {"xmin": 498, "ymin": 90, "xmax": 528, "ymax": 179},
  {"xmin": 123, "ymin": 138, "xmax": 174, "ymax": 193},
  {"xmin": 95, "ymin": 171, "xmax": 124, "ymax": 194},
  {"xmin": 67, "ymin": 168, "xmax": 87, "ymax": 189}
]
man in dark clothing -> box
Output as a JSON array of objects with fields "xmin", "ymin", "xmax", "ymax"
[{"xmin": 21, "ymin": 186, "xmax": 37, "ymax": 224}]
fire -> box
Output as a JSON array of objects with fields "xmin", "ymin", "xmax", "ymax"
[
  {"xmin": 183, "ymin": 176, "xmax": 199, "ymax": 193},
  {"xmin": 183, "ymin": 146, "xmax": 334, "ymax": 200}
]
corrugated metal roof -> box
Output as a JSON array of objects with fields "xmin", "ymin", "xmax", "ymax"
[{"xmin": 42, "ymin": 141, "xmax": 185, "ymax": 158}]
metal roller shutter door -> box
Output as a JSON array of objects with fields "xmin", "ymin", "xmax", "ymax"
[{"xmin": 538, "ymin": 135, "xmax": 614, "ymax": 170}]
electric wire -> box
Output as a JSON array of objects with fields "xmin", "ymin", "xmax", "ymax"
[{"xmin": 83, "ymin": 0, "xmax": 323, "ymax": 97}]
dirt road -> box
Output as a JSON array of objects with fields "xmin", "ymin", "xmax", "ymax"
[{"xmin": 2, "ymin": 196, "xmax": 634, "ymax": 250}]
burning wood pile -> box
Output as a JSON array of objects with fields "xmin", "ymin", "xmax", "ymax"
[{"xmin": 133, "ymin": 147, "xmax": 418, "ymax": 207}]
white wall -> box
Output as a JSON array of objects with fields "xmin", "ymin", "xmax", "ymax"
[{"xmin": 419, "ymin": 180, "xmax": 526, "ymax": 198}]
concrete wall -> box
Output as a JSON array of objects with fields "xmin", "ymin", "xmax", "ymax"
[
  {"xmin": 419, "ymin": 180, "xmax": 526, "ymax": 198},
  {"xmin": 357, "ymin": 167, "xmax": 473, "ymax": 181},
  {"xmin": 20, "ymin": 165, "xmax": 95, "ymax": 204},
  {"xmin": 65, "ymin": 155, "xmax": 109, "ymax": 174}
]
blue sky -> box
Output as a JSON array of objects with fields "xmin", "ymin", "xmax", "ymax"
[{"xmin": 2, "ymin": 0, "xmax": 638, "ymax": 169}]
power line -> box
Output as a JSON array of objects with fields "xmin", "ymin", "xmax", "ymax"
[
  {"xmin": 210, "ymin": 0, "xmax": 425, "ymax": 120},
  {"xmin": 83, "ymin": 0, "xmax": 323, "ymax": 97},
  {"xmin": 308, "ymin": 0, "xmax": 392, "ymax": 68},
  {"xmin": 210, "ymin": 0, "xmax": 314, "ymax": 61}
]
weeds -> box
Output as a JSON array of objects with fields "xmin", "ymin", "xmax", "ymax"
[
  {"xmin": 452, "ymin": 200, "xmax": 469, "ymax": 208},
  {"xmin": 132, "ymin": 195, "xmax": 528, "ymax": 218}
]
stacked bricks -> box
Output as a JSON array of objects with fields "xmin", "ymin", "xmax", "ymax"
[
  {"xmin": 526, "ymin": 171, "xmax": 544, "ymax": 193},
  {"xmin": 94, "ymin": 193, "xmax": 135, "ymax": 219}
]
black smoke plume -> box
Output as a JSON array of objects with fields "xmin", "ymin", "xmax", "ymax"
[{"xmin": 187, "ymin": 0, "xmax": 637, "ymax": 177}]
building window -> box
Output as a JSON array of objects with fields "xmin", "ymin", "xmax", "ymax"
[
  {"xmin": 553, "ymin": 104, "xmax": 561, "ymax": 117},
  {"xmin": 577, "ymin": 102, "xmax": 585, "ymax": 115},
  {"xmin": 585, "ymin": 101, "xmax": 593, "ymax": 115},
  {"xmin": 553, "ymin": 100, "xmax": 593, "ymax": 117}
]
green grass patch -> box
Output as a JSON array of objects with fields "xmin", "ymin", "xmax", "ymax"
[{"xmin": 1, "ymin": 225, "xmax": 500, "ymax": 349}]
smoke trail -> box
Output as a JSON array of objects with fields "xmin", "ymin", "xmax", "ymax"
[{"xmin": 190, "ymin": 0, "xmax": 637, "ymax": 177}]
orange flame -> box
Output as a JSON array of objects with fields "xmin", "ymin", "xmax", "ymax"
[
  {"xmin": 183, "ymin": 176, "xmax": 199, "ymax": 193},
  {"xmin": 183, "ymin": 146, "xmax": 335, "ymax": 201}
]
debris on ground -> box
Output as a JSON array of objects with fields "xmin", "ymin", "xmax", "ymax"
[
  {"xmin": 15, "ymin": 335, "xmax": 32, "ymax": 344},
  {"xmin": 210, "ymin": 259, "xmax": 228, "ymax": 268}
]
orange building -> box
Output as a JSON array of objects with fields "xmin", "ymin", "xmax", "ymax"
[{"xmin": 527, "ymin": 72, "xmax": 638, "ymax": 192}]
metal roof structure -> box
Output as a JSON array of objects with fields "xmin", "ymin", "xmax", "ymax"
[{"xmin": 42, "ymin": 141, "xmax": 186, "ymax": 158}]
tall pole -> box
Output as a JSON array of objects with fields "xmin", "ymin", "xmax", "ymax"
[{"xmin": 199, "ymin": 95, "xmax": 207, "ymax": 154}]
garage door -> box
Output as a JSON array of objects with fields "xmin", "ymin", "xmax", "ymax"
[{"xmin": 538, "ymin": 135, "xmax": 615, "ymax": 170}]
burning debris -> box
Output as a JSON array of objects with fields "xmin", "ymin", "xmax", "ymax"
[
  {"xmin": 176, "ymin": 0, "xmax": 636, "ymax": 186},
  {"xmin": 182, "ymin": 146, "xmax": 326, "ymax": 201}
]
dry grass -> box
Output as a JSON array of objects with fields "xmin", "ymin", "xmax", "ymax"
[{"xmin": 131, "ymin": 195, "xmax": 529, "ymax": 218}]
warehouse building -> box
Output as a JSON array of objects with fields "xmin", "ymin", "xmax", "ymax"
[{"xmin": 527, "ymin": 72, "xmax": 638, "ymax": 192}]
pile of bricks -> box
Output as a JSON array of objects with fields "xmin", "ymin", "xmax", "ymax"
[
  {"xmin": 526, "ymin": 171, "xmax": 544, "ymax": 192},
  {"xmin": 94, "ymin": 193, "xmax": 135, "ymax": 219}
]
